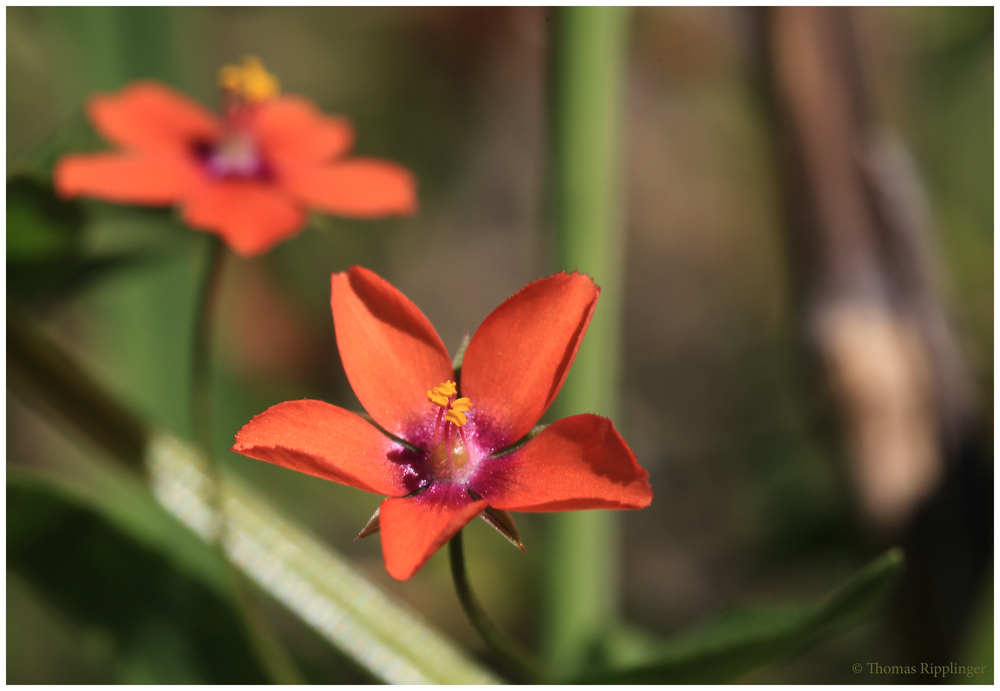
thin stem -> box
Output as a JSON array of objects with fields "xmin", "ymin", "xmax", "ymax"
[
  {"xmin": 448, "ymin": 529, "xmax": 545, "ymax": 683},
  {"xmin": 190, "ymin": 236, "xmax": 305, "ymax": 686},
  {"xmin": 191, "ymin": 236, "xmax": 226, "ymax": 459},
  {"xmin": 546, "ymin": 5, "xmax": 632, "ymax": 675}
]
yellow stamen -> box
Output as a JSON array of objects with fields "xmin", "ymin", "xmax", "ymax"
[
  {"xmin": 445, "ymin": 409, "xmax": 467, "ymax": 427},
  {"xmin": 218, "ymin": 56, "xmax": 280, "ymax": 102},
  {"xmin": 427, "ymin": 381, "xmax": 471, "ymax": 428},
  {"xmin": 427, "ymin": 380, "xmax": 457, "ymax": 407}
]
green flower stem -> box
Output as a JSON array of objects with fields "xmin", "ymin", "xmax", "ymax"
[
  {"xmin": 190, "ymin": 237, "xmax": 305, "ymax": 685},
  {"xmin": 548, "ymin": 5, "xmax": 632, "ymax": 676},
  {"xmin": 190, "ymin": 236, "xmax": 226, "ymax": 461},
  {"xmin": 448, "ymin": 529, "xmax": 545, "ymax": 683}
]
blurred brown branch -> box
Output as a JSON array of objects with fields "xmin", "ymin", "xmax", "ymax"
[
  {"xmin": 758, "ymin": 5, "xmax": 991, "ymax": 664},
  {"xmin": 760, "ymin": 6, "xmax": 976, "ymax": 535}
]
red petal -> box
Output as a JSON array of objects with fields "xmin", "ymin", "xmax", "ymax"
[
  {"xmin": 379, "ymin": 484, "xmax": 489, "ymax": 581},
  {"xmin": 54, "ymin": 153, "xmax": 204, "ymax": 204},
  {"xmin": 461, "ymin": 272, "xmax": 599, "ymax": 447},
  {"xmin": 473, "ymin": 414, "xmax": 652, "ymax": 512},
  {"xmin": 330, "ymin": 267, "xmax": 453, "ymax": 437},
  {"xmin": 181, "ymin": 180, "xmax": 305, "ymax": 257},
  {"xmin": 281, "ymin": 159, "xmax": 417, "ymax": 218},
  {"xmin": 87, "ymin": 81, "xmax": 218, "ymax": 153},
  {"xmin": 253, "ymin": 95, "xmax": 355, "ymax": 169},
  {"xmin": 232, "ymin": 399, "xmax": 413, "ymax": 497}
]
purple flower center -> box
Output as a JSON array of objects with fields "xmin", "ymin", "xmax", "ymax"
[
  {"xmin": 193, "ymin": 130, "xmax": 270, "ymax": 180},
  {"xmin": 389, "ymin": 412, "xmax": 504, "ymax": 497}
]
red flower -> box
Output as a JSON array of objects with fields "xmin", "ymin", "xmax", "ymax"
[
  {"xmin": 55, "ymin": 57, "xmax": 416, "ymax": 257},
  {"xmin": 233, "ymin": 267, "xmax": 652, "ymax": 580}
]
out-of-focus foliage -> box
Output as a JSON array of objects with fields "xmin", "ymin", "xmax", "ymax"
[
  {"xmin": 7, "ymin": 177, "xmax": 84, "ymax": 260},
  {"xmin": 8, "ymin": 469, "xmax": 266, "ymax": 684},
  {"xmin": 7, "ymin": 6, "xmax": 992, "ymax": 684},
  {"xmin": 578, "ymin": 549, "xmax": 904, "ymax": 683},
  {"xmin": 7, "ymin": 176, "xmax": 162, "ymax": 304}
]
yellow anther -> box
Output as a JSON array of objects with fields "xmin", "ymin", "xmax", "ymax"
[
  {"xmin": 427, "ymin": 380, "xmax": 457, "ymax": 407},
  {"xmin": 444, "ymin": 409, "xmax": 467, "ymax": 427},
  {"xmin": 444, "ymin": 397, "xmax": 472, "ymax": 427},
  {"xmin": 427, "ymin": 382, "xmax": 471, "ymax": 427},
  {"xmin": 218, "ymin": 56, "xmax": 280, "ymax": 102}
]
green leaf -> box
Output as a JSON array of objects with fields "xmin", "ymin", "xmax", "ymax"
[
  {"xmin": 574, "ymin": 549, "xmax": 905, "ymax": 684},
  {"xmin": 7, "ymin": 175, "xmax": 85, "ymax": 261},
  {"xmin": 8, "ymin": 469, "xmax": 268, "ymax": 684},
  {"xmin": 6, "ymin": 175, "xmax": 157, "ymax": 303}
]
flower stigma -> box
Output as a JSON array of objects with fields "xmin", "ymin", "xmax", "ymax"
[{"xmin": 427, "ymin": 381, "xmax": 474, "ymax": 477}]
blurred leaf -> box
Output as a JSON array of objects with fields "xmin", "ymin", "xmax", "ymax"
[
  {"xmin": 6, "ymin": 175, "xmax": 160, "ymax": 303},
  {"xmin": 7, "ymin": 175, "xmax": 85, "ymax": 260},
  {"xmin": 955, "ymin": 569, "xmax": 993, "ymax": 685},
  {"xmin": 575, "ymin": 549, "xmax": 905, "ymax": 683},
  {"xmin": 8, "ymin": 468, "xmax": 268, "ymax": 684},
  {"xmin": 8, "ymin": 252, "xmax": 161, "ymax": 304}
]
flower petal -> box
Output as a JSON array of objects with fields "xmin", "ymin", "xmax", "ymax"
[
  {"xmin": 461, "ymin": 272, "xmax": 599, "ymax": 447},
  {"xmin": 231, "ymin": 399, "xmax": 415, "ymax": 497},
  {"xmin": 330, "ymin": 266, "xmax": 454, "ymax": 437},
  {"xmin": 55, "ymin": 152, "xmax": 204, "ymax": 204},
  {"xmin": 281, "ymin": 159, "xmax": 418, "ymax": 218},
  {"xmin": 181, "ymin": 180, "xmax": 305, "ymax": 257},
  {"xmin": 253, "ymin": 95, "xmax": 355, "ymax": 168},
  {"xmin": 87, "ymin": 81, "xmax": 218, "ymax": 153},
  {"xmin": 379, "ymin": 484, "xmax": 489, "ymax": 581},
  {"xmin": 472, "ymin": 414, "xmax": 652, "ymax": 512}
]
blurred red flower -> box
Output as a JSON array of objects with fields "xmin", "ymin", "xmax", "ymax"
[
  {"xmin": 233, "ymin": 266, "xmax": 652, "ymax": 580},
  {"xmin": 55, "ymin": 57, "xmax": 416, "ymax": 257}
]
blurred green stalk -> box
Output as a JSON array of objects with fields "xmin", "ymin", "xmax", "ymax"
[
  {"xmin": 190, "ymin": 239, "xmax": 305, "ymax": 685},
  {"xmin": 53, "ymin": 11, "xmax": 303, "ymax": 683},
  {"xmin": 55, "ymin": 6, "xmax": 177, "ymax": 89},
  {"xmin": 547, "ymin": 5, "xmax": 632, "ymax": 677}
]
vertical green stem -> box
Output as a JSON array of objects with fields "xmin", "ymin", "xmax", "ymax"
[
  {"xmin": 547, "ymin": 5, "xmax": 632, "ymax": 676},
  {"xmin": 448, "ymin": 531, "xmax": 544, "ymax": 683},
  {"xmin": 54, "ymin": 7, "xmax": 178, "ymax": 91},
  {"xmin": 191, "ymin": 237, "xmax": 226, "ymax": 460},
  {"xmin": 190, "ymin": 237, "xmax": 305, "ymax": 686}
]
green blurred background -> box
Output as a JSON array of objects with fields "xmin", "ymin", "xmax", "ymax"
[{"xmin": 7, "ymin": 6, "xmax": 993, "ymax": 684}]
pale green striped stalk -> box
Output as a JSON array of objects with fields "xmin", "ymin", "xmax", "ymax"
[{"xmin": 146, "ymin": 434, "xmax": 501, "ymax": 685}]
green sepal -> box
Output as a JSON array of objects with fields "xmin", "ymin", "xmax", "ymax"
[
  {"xmin": 452, "ymin": 330, "xmax": 472, "ymax": 390},
  {"xmin": 480, "ymin": 505, "xmax": 526, "ymax": 553},
  {"xmin": 489, "ymin": 424, "xmax": 548, "ymax": 459},
  {"xmin": 355, "ymin": 506, "xmax": 381, "ymax": 539}
]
